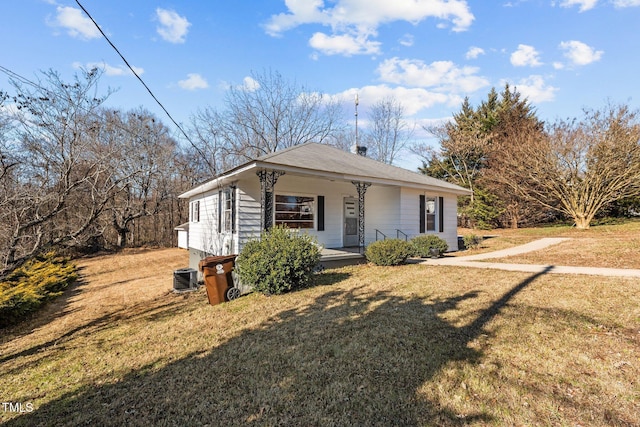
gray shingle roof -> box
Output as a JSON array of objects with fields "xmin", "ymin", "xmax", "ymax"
[
  {"xmin": 256, "ymin": 143, "xmax": 470, "ymax": 194},
  {"xmin": 180, "ymin": 142, "xmax": 471, "ymax": 198}
]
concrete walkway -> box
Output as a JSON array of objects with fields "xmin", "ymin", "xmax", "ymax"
[{"xmin": 421, "ymin": 237, "xmax": 640, "ymax": 278}]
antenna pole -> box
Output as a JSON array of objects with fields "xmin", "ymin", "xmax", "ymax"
[{"xmin": 355, "ymin": 93, "xmax": 359, "ymax": 146}]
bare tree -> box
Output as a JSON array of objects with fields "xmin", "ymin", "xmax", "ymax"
[
  {"xmin": 189, "ymin": 107, "xmax": 236, "ymax": 176},
  {"xmin": 366, "ymin": 96, "xmax": 413, "ymax": 164},
  {"xmin": 190, "ymin": 69, "xmax": 345, "ymax": 170},
  {"xmin": 103, "ymin": 108, "xmax": 178, "ymax": 247},
  {"xmin": 496, "ymin": 103, "xmax": 640, "ymax": 229},
  {"xmin": 0, "ymin": 69, "xmax": 122, "ymax": 276}
]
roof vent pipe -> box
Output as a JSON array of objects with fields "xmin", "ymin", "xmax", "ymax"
[{"xmin": 350, "ymin": 144, "xmax": 367, "ymax": 156}]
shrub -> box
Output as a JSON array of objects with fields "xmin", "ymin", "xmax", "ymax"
[
  {"xmin": 0, "ymin": 252, "xmax": 78, "ymax": 328},
  {"xmin": 365, "ymin": 239, "xmax": 414, "ymax": 266},
  {"xmin": 411, "ymin": 235, "xmax": 449, "ymax": 258},
  {"xmin": 463, "ymin": 234, "xmax": 482, "ymax": 250},
  {"xmin": 235, "ymin": 225, "xmax": 321, "ymax": 295}
]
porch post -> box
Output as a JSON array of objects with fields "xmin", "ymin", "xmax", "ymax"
[
  {"xmin": 351, "ymin": 181, "xmax": 371, "ymax": 253},
  {"xmin": 257, "ymin": 170, "xmax": 285, "ymax": 232}
]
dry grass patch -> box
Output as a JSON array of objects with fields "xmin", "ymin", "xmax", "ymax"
[
  {"xmin": 1, "ymin": 249, "xmax": 639, "ymax": 426},
  {"xmin": 457, "ymin": 219, "xmax": 640, "ymax": 269},
  {"xmin": 454, "ymin": 229, "xmax": 539, "ymax": 256}
]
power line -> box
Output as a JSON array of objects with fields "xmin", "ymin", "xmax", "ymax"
[
  {"xmin": 74, "ymin": 0, "xmax": 215, "ymax": 174},
  {"xmin": 73, "ymin": 0, "xmax": 225, "ymax": 242},
  {"xmin": 0, "ymin": 64, "xmax": 167, "ymax": 143}
]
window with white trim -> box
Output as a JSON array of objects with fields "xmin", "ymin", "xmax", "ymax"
[
  {"xmin": 275, "ymin": 195, "xmax": 314, "ymax": 229},
  {"xmin": 426, "ymin": 197, "xmax": 436, "ymax": 231},
  {"xmin": 223, "ymin": 189, "xmax": 233, "ymax": 232},
  {"xmin": 191, "ymin": 200, "xmax": 200, "ymax": 222}
]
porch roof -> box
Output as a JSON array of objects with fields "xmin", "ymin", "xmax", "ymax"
[
  {"xmin": 179, "ymin": 142, "xmax": 472, "ymax": 199},
  {"xmin": 173, "ymin": 222, "xmax": 189, "ymax": 231}
]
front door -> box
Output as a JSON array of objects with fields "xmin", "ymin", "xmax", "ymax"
[{"xmin": 343, "ymin": 197, "xmax": 359, "ymax": 247}]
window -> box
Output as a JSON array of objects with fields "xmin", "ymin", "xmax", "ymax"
[
  {"xmin": 426, "ymin": 197, "xmax": 436, "ymax": 231},
  {"xmin": 217, "ymin": 188, "xmax": 236, "ymax": 233},
  {"xmin": 223, "ymin": 189, "xmax": 233, "ymax": 232},
  {"xmin": 191, "ymin": 201, "xmax": 200, "ymax": 222},
  {"xmin": 420, "ymin": 195, "xmax": 444, "ymax": 233},
  {"xmin": 275, "ymin": 195, "xmax": 314, "ymax": 229}
]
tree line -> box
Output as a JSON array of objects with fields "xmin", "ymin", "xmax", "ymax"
[
  {"xmin": 417, "ymin": 85, "xmax": 640, "ymax": 229},
  {"xmin": 0, "ymin": 69, "xmax": 197, "ymax": 277},
  {"xmin": 1, "ymin": 67, "xmax": 639, "ymax": 278},
  {"xmin": 0, "ymin": 68, "xmax": 408, "ymax": 278}
]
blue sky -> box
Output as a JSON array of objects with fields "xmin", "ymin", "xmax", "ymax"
[{"xmin": 2, "ymin": 0, "xmax": 639, "ymax": 168}]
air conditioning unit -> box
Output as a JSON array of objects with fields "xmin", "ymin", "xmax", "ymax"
[{"xmin": 173, "ymin": 268, "xmax": 197, "ymax": 291}]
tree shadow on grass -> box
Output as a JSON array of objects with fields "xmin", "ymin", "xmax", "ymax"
[
  {"xmin": 0, "ymin": 291, "xmax": 197, "ymax": 370},
  {"xmin": 5, "ymin": 269, "xmax": 554, "ymax": 426},
  {"xmin": 0, "ymin": 275, "xmax": 87, "ymax": 344},
  {"xmin": 307, "ymin": 270, "xmax": 352, "ymax": 288}
]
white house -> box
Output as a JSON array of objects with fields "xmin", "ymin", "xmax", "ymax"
[{"xmin": 178, "ymin": 143, "xmax": 471, "ymax": 272}]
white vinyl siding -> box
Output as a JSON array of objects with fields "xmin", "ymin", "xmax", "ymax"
[
  {"xmin": 188, "ymin": 187, "xmax": 239, "ymax": 258},
  {"xmin": 237, "ymin": 182, "xmax": 262, "ymax": 250},
  {"xmin": 187, "ymin": 175, "xmax": 462, "ymax": 260},
  {"xmin": 362, "ymin": 185, "xmax": 401, "ymax": 244},
  {"xmin": 399, "ymin": 187, "xmax": 459, "ymax": 251}
]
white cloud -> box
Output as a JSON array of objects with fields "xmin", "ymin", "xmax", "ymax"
[
  {"xmin": 52, "ymin": 6, "xmax": 101, "ymax": 40},
  {"xmin": 558, "ymin": 0, "xmax": 598, "ymax": 11},
  {"xmin": 309, "ymin": 31, "xmax": 381, "ymax": 56},
  {"xmin": 156, "ymin": 8, "xmax": 190, "ymax": 43},
  {"xmin": 178, "ymin": 74, "xmax": 209, "ymax": 91},
  {"xmin": 217, "ymin": 76, "xmax": 261, "ymax": 92},
  {"xmin": 266, "ymin": 0, "xmax": 474, "ymax": 34},
  {"xmin": 265, "ymin": 0, "xmax": 474, "ymax": 56},
  {"xmin": 559, "ymin": 40, "xmax": 603, "ymax": 65},
  {"xmin": 377, "ymin": 57, "xmax": 489, "ymax": 93},
  {"xmin": 240, "ymin": 76, "xmax": 260, "ymax": 91},
  {"xmin": 510, "ymin": 44, "xmax": 542, "ymax": 67},
  {"xmin": 334, "ymin": 85, "xmax": 457, "ymax": 116},
  {"xmin": 399, "ymin": 34, "xmax": 414, "ymax": 47},
  {"xmin": 73, "ymin": 61, "xmax": 144, "ymax": 76},
  {"xmin": 465, "ymin": 46, "xmax": 485, "ymax": 59},
  {"xmin": 505, "ymin": 75, "xmax": 558, "ymax": 103},
  {"xmin": 613, "ymin": 0, "xmax": 640, "ymax": 6}
]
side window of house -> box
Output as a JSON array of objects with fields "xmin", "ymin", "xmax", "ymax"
[
  {"xmin": 223, "ymin": 189, "xmax": 233, "ymax": 232},
  {"xmin": 275, "ymin": 195, "xmax": 314, "ymax": 228},
  {"xmin": 191, "ymin": 201, "xmax": 200, "ymax": 223},
  {"xmin": 426, "ymin": 197, "xmax": 436, "ymax": 231}
]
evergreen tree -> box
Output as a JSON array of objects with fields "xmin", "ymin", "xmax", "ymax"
[
  {"xmin": 420, "ymin": 84, "xmax": 546, "ymax": 229},
  {"xmin": 481, "ymin": 84, "xmax": 548, "ymax": 228}
]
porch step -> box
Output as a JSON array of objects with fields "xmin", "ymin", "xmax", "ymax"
[{"xmin": 319, "ymin": 247, "xmax": 366, "ymax": 268}]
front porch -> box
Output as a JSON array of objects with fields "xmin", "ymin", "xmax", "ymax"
[{"xmin": 319, "ymin": 247, "xmax": 366, "ymax": 269}]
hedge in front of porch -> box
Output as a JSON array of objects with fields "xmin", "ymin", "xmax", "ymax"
[{"xmin": 235, "ymin": 225, "xmax": 321, "ymax": 295}]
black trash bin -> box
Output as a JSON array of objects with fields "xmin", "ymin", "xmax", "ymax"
[{"xmin": 198, "ymin": 255, "xmax": 238, "ymax": 305}]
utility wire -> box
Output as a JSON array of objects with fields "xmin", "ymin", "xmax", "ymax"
[
  {"xmin": 0, "ymin": 65, "xmax": 41, "ymax": 92},
  {"xmin": 74, "ymin": 0, "xmax": 224, "ymax": 236},
  {"xmin": 0, "ymin": 64, "xmax": 168, "ymax": 144},
  {"xmin": 74, "ymin": 0, "xmax": 215, "ymax": 174}
]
